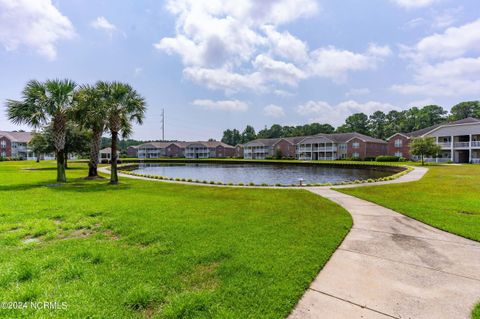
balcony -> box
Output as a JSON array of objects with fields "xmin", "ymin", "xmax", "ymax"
[
  {"xmin": 437, "ymin": 142, "xmax": 451, "ymax": 148},
  {"xmin": 472, "ymin": 158, "xmax": 480, "ymax": 164},
  {"xmin": 454, "ymin": 142, "xmax": 470, "ymax": 148},
  {"xmin": 471, "ymin": 141, "xmax": 480, "ymax": 148}
]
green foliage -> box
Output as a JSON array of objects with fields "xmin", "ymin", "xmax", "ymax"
[
  {"xmin": 449, "ymin": 101, "xmax": 480, "ymax": 121},
  {"xmin": 410, "ymin": 137, "xmax": 442, "ymax": 165},
  {"xmin": 376, "ymin": 156, "xmax": 400, "ymax": 162},
  {"xmin": 0, "ymin": 160, "xmax": 351, "ymax": 318}
]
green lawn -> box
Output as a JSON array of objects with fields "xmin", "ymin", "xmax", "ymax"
[
  {"xmin": 0, "ymin": 161, "xmax": 351, "ymax": 318},
  {"xmin": 338, "ymin": 165, "xmax": 480, "ymax": 242},
  {"xmin": 473, "ymin": 303, "xmax": 480, "ymax": 319}
]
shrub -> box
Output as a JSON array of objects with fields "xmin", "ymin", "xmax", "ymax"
[
  {"xmin": 248, "ymin": 182, "xmax": 255, "ymax": 186},
  {"xmin": 376, "ymin": 155, "xmax": 400, "ymax": 162},
  {"xmin": 364, "ymin": 157, "xmax": 376, "ymax": 161}
]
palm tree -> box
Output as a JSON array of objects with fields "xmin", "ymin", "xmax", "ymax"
[
  {"xmin": 98, "ymin": 82, "xmax": 146, "ymax": 184},
  {"xmin": 74, "ymin": 84, "xmax": 108, "ymax": 178},
  {"xmin": 6, "ymin": 79, "xmax": 76, "ymax": 182}
]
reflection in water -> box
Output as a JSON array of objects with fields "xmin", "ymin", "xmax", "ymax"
[{"xmin": 133, "ymin": 163, "xmax": 392, "ymax": 185}]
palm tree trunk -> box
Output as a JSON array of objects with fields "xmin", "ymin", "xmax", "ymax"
[
  {"xmin": 88, "ymin": 129, "xmax": 102, "ymax": 177},
  {"xmin": 110, "ymin": 130, "xmax": 119, "ymax": 184},
  {"xmin": 53, "ymin": 116, "xmax": 67, "ymax": 183},
  {"xmin": 57, "ymin": 149, "xmax": 66, "ymax": 182}
]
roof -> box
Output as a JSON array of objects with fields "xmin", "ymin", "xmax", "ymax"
[
  {"xmin": 0, "ymin": 131, "xmax": 32, "ymax": 143},
  {"xmin": 245, "ymin": 132, "xmax": 386, "ymax": 146},
  {"xmin": 100, "ymin": 147, "xmax": 111, "ymax": 153},
  {"xmin": 185, "ymin": 141, "xmax": 234, "ymax": 148},
  {"xmin": 402, "ymin": 117, "xmax": 480, "ymax": 138},
  {"xmin": 243, "ymin": 138, "xmax": 282, "ymax": 147},
  {"xmin": 312, "ymin": 132, "xmax": 387, "ymax": 144}
]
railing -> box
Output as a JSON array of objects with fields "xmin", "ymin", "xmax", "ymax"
[
  {"xmin": 472, "ymin": 158, "xmax": 480, "ymax": 164},
  {"xmin": 454, "ymin": 142, "xmax": 470, "ymax": 148},
  {"xmin": 471, "ymin": 141, "xmax": 480, "ymax": 148},
  {"xmin": 437, "ymin": 142, "xmax": 451, "ymax": 148}
]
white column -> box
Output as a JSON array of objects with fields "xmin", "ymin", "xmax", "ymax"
[
  {"xmin": 469, "ymin": 134, "xmax": 472, "ymax": 163},
  {"xmin": 451, "ymin": 135, "xmax": 454, "ymax": 162},
  {"xmin": 436, "ymin": 137, "xmax": 439, "ymax": 163}
]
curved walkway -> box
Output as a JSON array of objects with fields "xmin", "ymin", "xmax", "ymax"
[
  {"xmin": 102, "ymin": 165, "xmax": 480, "ymax": 318},
  {"xmin": 290, "ymin": 167, "xmax": 480, "ymax": 319}
]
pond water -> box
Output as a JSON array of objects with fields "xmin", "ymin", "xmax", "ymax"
[{"xmin": 132, "ymin": 162, "xmax": 393, "ymax": 185}]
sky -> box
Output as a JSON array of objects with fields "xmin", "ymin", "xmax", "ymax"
[{"xmin": 0, "ymin": 0, "xmax": 479, "ymax": 141}]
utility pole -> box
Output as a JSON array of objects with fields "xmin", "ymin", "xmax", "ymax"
[{"xmin": 161, "ymin": 108, "xmax": 165, "ymax": 141}]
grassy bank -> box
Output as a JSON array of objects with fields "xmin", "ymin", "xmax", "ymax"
[
  {"xmin": 0, "ymin": 161, "xmax": 351, "ymax": 318},
  {"xmin": 338, "ymin": 165, "xmax": 480, "ymax": 242}
]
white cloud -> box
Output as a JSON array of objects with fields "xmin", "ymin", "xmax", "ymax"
[
  {"xmin": 90, "ymin": 16, "xmax": 117, "ymax": 36},
  {"xmin": 273, "ymin": 89, "xmax": 295, "ymax": 97},
  {"xmin": 297, "ymin": 100, "xmax": 399, "ymax": 126},
  {"xmin": 263, "ymin": 104, "xmax": 285, "ymax": 118},
  {"xmin": 308, "ymin": 46, "xmax": 378, "ymax": 82},
  {"xmin": 192, "ymin": 99, "xmax": 248, "ymax": 112},
  {"xmin": 0, "ymin": 0, "xmax": 75, "ymax": 60},
  {"xmin": 367, "ymin": 43, "xmax": 392, "ymax": 57},
  {"xmin": 263, "ymin": 25, "xmax": 309, "ymax": 63},
  {"xmin": 184, "ymin": 67, "xmax": 265, "ymax": 94},
  {"xmin": 392, "ymin": 57, "xmax": 480, "ymax": 96},
  {"xmin": 155, "ymin": 0, "xmax": 389, "ymax": 93},
  {"xmin": 253, "ymin": 54, "xmax": 307, "ymax": 86},
  {"xmin": 390, "ymin": 0, "xmax": 438, "ymax": 9},
  {"xmin": 394, "ymin": 19, "xmax": 480, "ymax": 97},
  {"xmin": 346, "ymin": 88, "xmax": 371, "ymax": 97},
  {"xmin": 402, "ymin": 19, "xmax": 480, "ymax": 62}
]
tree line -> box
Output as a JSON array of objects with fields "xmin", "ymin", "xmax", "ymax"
[
  {"xmin": 221, "ymin": 101, "xmax": 480, "ymax": 146},
  {"xmin": 6, "ymin": 79, "xmax": 146, "ymax": 184}
]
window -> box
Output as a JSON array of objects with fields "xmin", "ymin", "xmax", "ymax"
[
  {"xmin": 0, "ymin": 140, "xmax": 5, "ymax": 148},
  {"xmin": 352, "ymin": 142, "xmax": 360, "ymax": 149},
  {"xmin": 394, "ymin": 139, "xmax": 402, "ymax": 147},
  {"xmin": 352, "ymin": 152, "xmax": 360, "ymax": 158},
  {"xmin": 1, "ymin": 151, "xmax": 5, "ymax": 157},
  {"xmin": 339, "ymin": 144, "xmax": 347, "ymax": 150},
  {"xmin": 395, "ymin": 152, "xmax": 403, "ymax": 157}
]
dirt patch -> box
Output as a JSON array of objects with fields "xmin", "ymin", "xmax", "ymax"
[
  {"xmin": 103, "ymin": 229, "xmax": 120, "ymax": 240},
  {"xmin": 458, "ymin": 211, "xmax": 476, "ymax": 215},
  {"xmin": 183, "ymin": 262, "xmax": 220, "ymax": 291},
  {"xmin": 22, "ymin": 237, "xmax": 40, "ymax": 244}
]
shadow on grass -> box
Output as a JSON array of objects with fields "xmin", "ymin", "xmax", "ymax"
[
  {"xmin": 0, "ymin": 180, "xmax": 132, "ymax": 193},
  {"xmin": 22, "ymin": 167, "xmax": 85, "ymax": 171}
]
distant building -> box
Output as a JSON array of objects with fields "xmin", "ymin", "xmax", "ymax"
[
  {"xmin": 99, "ymin": 147, "xmax": 120, "ymax": 163},
  {"xmin": 387, "ymin": 117, "xmax": 480, "ymax": 163},
  {"xmin": 127, "ymin": 145, "xmax": 140, "ymax": 157},
  {"xmin": 136, "ymin": 141, "xmax": 234, "ymax": 159},
  {"xmin": 234, "ymin": 144, "xmax": 244, "ymax": 158},
  {"xmin": 243, "ymin": 137, "xmax": 302, "ymax": 159},
  {"xmin": 0, "ymin": 131, "xmax": 33, "ymax": 159},
  {"xmin": 243, "ymin": 133, "xmax": 386, "ymax": 160},
  {"xmin": 184, "ymin": 141, "xmax": 234, "ymax": 159}
]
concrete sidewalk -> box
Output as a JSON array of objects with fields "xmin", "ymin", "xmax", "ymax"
[{"xmin": 289, "ymin": 179, "xmax": 480, "ymax": 319}]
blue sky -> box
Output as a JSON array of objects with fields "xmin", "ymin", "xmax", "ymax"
[{"xmin": 0, "ymin": 0, "xmax": 479, "ymax": 140}]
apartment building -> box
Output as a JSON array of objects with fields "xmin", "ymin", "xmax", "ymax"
[
  {"xmin": 243, "ymin": 137, "xmax": 302, "ymax": 159},
  {"xmin": 136, "ymin": 141, "xmax": 234, "ymax": 159},
  {"xmin": 0, "ymin": 131, "xmax": 35, "ymax": 159},
  {"xmin": 243, "ymin": 133, "xmax": 386, "ymax": 160},
  {"xmin": 387, "ymin": 117, "xmax": 480, "ymax": 163},
  {"xmin": 184, "ymin": 141, "xmax": 234, "ymax": 159},
  {"xmin": 296, "ymin": 133, "xmax": 387, "ymax": 160}
]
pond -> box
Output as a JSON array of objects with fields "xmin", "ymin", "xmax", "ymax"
[{"xmin": 132, "ymin": 162, "xmax": 394, "ymax": 185}]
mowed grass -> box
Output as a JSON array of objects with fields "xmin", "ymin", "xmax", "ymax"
[
  {"xmin": 473, "ymin": 303, "xmax": 480, "ymax": 319},
  {"xmin": 339, "ymin": 165, "xmax": 480, "ymax": 242},
  {"xmin": 0, "ymin": 161, "xmax": 351, "ymax": 318}
]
